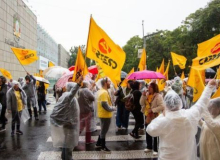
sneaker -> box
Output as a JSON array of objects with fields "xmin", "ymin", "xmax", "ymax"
[
  {"xmin": 11, "ymin": 132, "xmax": 15, "ymax": 137},
  {"xmin": 101, "ymin": 146, "xmax": 111, "ymax": 153},
  {"xmin": 0, "ymin": 127, "xmax": 6, "ymax": 132},
  {"xmin": 95, "ymin": 144, "xmax": 102, "ymax": 148},
  {"xmin": 144, "ymin": 148, "xmax": 152, "ymax": 153},
  {"xmin": 152, "ymin": 151, "xmax": 158, "ymax": 156},
  {"xmin": 16, "ymin": 130, "xmax": 23, "ymax": 135},
  {"xmin": 121, "ymin": 127, "xmax": 127, "ymax": 130},
  {"xmin": 117, "ymin": 127, "xmax": 122, "ymax": 130},
  {"xmin": 35, "ymin": 117, "xmax": 39, "ymax": 121}
]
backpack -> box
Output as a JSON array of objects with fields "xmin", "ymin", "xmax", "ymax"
[{"xmin": 124, "ymin": 94, "xmax": 135, "ymax": 111}]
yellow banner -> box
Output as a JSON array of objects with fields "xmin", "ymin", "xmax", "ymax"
[
  {"xmin": 11, "ymin": 47, "xmax": 38, "ymax": 65},
  {"xmin": 187, "ymin": 68, "xmax": 205, "ymax": 102},
  {"xmin": 158, "ymin": 60, "xmax": 170, "ymax": 91},
  {"xmin": 171, "ymin": 52, "xmax": 187, "ymax": 69},
  {"xmin": 138, "ymin": 49, "xmax": 146, "ymax": 71},
  {"xmin": 72, "ymin": 47, "xmax": 89, "ymax": 82},
  {"xmin": 121, "ymin": 68, "xmax": 134, "ymax": 87},
  {"xmin": 0, "ymin": 68, "xmax": 12, "ymax": 79},
  {"xmin": 159, "ymin": 59, "xmax": 164, "ymax": 74},
  {"xmin": 180, "ymin": 71, "xmax": 185, "ymax": 80},
  {"xmin": 48, "ymin": 61, "xmax": 55, "ymax": 67},
  {"xmin": 86, "ymin": 17, "xmax": 126, "ymax": 87},
  {"xmin": 197, "ymin": 34, "xmax": 220, "ymax": 57}
]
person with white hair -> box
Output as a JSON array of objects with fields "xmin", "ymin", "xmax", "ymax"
[
  {"xmin": 78, "ymin": 81, "xmax": 95, "ymax": 144},
  {"xmin": 50, "ymin": 76, "xmax": 83, "ymax": 160},
  {"xmin": 7, "ymin": 80, "xmax": 27, "ymax": 137},
  {"xmin": 146, "ymin": 79, "xmax": 216, "ymax": 160},
  {"xmin": 200, "ymin": 98, "xmax": 220, "ymax": 160}
]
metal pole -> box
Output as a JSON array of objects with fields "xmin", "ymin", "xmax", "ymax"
[{"xmin": 142, "ymin": 20, "xmax": 146, "ymax": 49}]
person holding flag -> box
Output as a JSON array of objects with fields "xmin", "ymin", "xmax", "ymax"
[{"xmin": 22, "ymin": 73, "xmax": 39, "ymax": 120}]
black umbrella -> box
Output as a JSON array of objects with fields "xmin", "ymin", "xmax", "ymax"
[{"xmin": 205, "ymin": 68, "xmax": 216, "ymax": 78}]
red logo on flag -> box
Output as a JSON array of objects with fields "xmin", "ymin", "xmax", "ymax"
[
  {"xmin": 98, "ymin": 38, "xmax": 111, "ymax": 54},
  {"xmin": 211, "ymin": 42, "xmax": 220, "ymax": 54}
]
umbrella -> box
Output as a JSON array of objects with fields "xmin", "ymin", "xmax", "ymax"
[
  {"xmin": 56, "ymin": 72, "xmax": 92, "ymax": 88},
  {"xmin": 68, "ymin": 66, "xmax": 75, "ymax": 71},
  {"xmin": 127, "ymin": 70, "xmax": 165, "ymax": 80},
  {"xmin": 56, "ymin": 71, "xmax": 74, "ymax": 88},
  {"xmin": 43, "ymin": 66, "xmax": 70, "ymax": 79},
  {"xmin": 34, "ymin": 76, "xmax": 50, "ymax": 84},
  {"xmin": 88, "ymin": 65, "xmax": 98, "ymax": 74},
  {"xmin": 121, "ymin": 71, "xmax": 127, "ymax": 79},
  {"xmin": 205, "ymin": 68, "xmax": 216, "ymax": 78}
]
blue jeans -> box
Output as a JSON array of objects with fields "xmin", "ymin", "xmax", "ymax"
[{"xmin": 116, "ymin": 101, "xmax": 130, "ymax": 128}]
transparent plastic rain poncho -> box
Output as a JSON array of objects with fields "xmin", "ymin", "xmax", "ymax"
[
  {"xmin": 146, "ymin": 83, "xmax": 216, "ymax": 160},
  {"xmin": 50, "ymin": 82, "xmax": 80, "ymax": 149},
  {"xmin": 200, "ymin": 98, "xmax": 220, "ymax": 160},
  {"xmin": 77, "ymin": 81, "xmax": 97, "ymax": 133}
]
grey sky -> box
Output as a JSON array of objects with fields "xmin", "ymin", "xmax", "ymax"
[{"xmin": 26, "ymin": 0, "xmax": 211, "ymax": 51}]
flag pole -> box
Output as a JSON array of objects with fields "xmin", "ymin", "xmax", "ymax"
[
  {"xmin": 82, "ymin": 14, "xmax": 92, "ymax": 77},
  {"xmin": 172, "ymin": 64, "xmax": 177, "ymax": 76}
]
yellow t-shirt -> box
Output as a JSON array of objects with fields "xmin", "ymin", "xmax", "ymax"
[
  {"xmin": 144, "ymin": 94, "xmax": 154, "ymax": 116},
  {"xmin": 14, "ymin": 91, "xmax": 23, "ymax": 111},
  {"xmin": 97, "ymin": 88, "xmax": 113, "ymax": 118}
]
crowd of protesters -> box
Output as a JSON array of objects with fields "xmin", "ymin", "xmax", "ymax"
[{"xmin": 0, "ymin": 73, "xmax": 220, "ymax": 160}]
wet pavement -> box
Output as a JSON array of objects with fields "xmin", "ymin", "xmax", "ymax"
[{"xmin": 0, "ymin": 94, "xmax": 158, "ymax": 160}]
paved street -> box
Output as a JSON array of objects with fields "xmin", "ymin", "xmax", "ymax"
[{"xmin": 0, "ymin": 94, "xmax": 158, "ymax": 160}]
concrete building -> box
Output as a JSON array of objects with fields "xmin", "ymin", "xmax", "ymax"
[
  {"xmin": 0, "ymin": 0, "xmax": 37, "ymax": 80},
  {"xmin": 37, "ymin": 24, "xmax": 58, "ymax": 71},
  {"xmin": 58, "ymin": 44, "xmax": 70, "ymax": 68}
]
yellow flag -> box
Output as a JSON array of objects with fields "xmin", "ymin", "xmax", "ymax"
[
  {"xmin": 197, "ymin": 34, "xmax": 220, "ymax": 57},
  {"xmin": 212, "ymin": 87, "xmax": 220, "ymax": 99},
  {"xmin": 95, "ymin": 62, "xmax": 105, "ymax": 82},
  {"xmin": 158, "ymin": 61, "xmax": 170, "ymax": 91},
  {"xmin": 48, "ymin": 61, "xmax": 55, "ymax": 67},
  {"xmin": 159, "ymin": 59, "xmax": 165, "ymax": 74},
  {"xmin": 187, "ymin": 68, "xmax": 205, "ymax": 102},
  {"xmin": 86, "ymin": 17, "xmax": 126, "ymax": 87},
  {"xmin": 121, "ymin": 68, "xmax": 134, "ymax": 87},
  {"xmin": 180, "ymin": 71, "xmax": 185, "ymax": 80},
  {"xmin": 11, "ymin": 47, "xmax": 38, "ymax": 65},
  {"xmin": 171, "ymin": 52, "xmax": 187, "ymax": 69},
  {"xmin": 156, "ymin": 67, "xmax": 159, "ymax": 72},
  {"xmin": 138, "ymin": 49, "xmax": 146, "ymax": 71},
  {"xmin": 0, "ymin": 68, "xmax": 12, "ymax": 79},
  {"xmin": 72, "ymin": 47, "xmax": 89, "ymax": 82}
]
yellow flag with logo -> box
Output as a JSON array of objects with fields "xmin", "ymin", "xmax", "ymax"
[
  {"xmin": 192, "ymin": 34, "xmax": 220, "ymax": 70},
  {"xmin": 159, "ymin": 59, "xmax": 165, "ymax": 74},
  {"xmin": 121, "ymin": 68, "xmax": 134, "ymax": 87},
  {"xmin": 86, "ymin": 17, "xmax": 126, "ymax": 87},
  {"xmin": 180, "ymin": 71, "xmax": 185, "ymax": 80},
  {"xmin": 171, "ymin": 52, "xmax": 187, "ymax": 69},
  {"xmin": 0, "ymin": 68, "xmax": 12, "ymax": 79},
  {"xmin": 138, "ymin": 49, "xmax": 146, "ymax": 71},
  {"xmin": 11, "ymin": 47, "xmax": 38, "ymax": 65},
  {"xmin": 72, "ymin": 46, "xmax": 89, "ymax": 82},
  {"xmin": 158, "ymin": 60, "xmax": 170, "ymax": 91},
  {"xmin": 197, "ymin": 34, "xmax": 220, "ymax": 57},
  {"xmin": 48, "ymin": 61, "xmax": 55, "ymax": 67},
  {"xmin": 187, "ymin": 68, "xmax": 205, "ymax": 102}
]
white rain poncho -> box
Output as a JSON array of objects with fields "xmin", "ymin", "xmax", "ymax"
[
  {"xmin": 146, "ymin": 83, "xmax": 216, "ymax": 160},
  {"xmin": 200, "ymin": 98, "xmax": 220, "ymax": 160},
  {"xmin": 50, "ymin": 82, "xmax": 80, "ymax": 149}
]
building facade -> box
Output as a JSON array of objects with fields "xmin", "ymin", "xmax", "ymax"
[
  {"xmin": 58, "ymin": 44, "xmax": 70, "ymax": 68},
  {"xmin": 37, "ymin": 24, "xmax": 58, "ymax": 71},
  {"xmin": 0, "ymin": 0, "xmax": 37, "ymax": 80}
]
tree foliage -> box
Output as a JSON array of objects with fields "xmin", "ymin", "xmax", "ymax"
[{"xmin": 123, "ymin": 0, "xmax": 220, "ymax": 78}]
